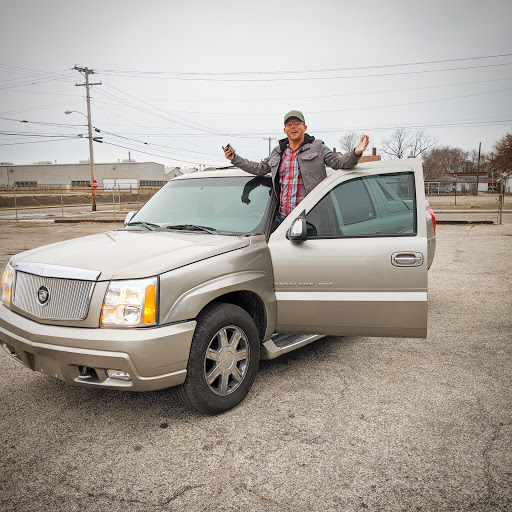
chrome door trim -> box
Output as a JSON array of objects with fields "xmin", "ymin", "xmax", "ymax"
[{"xmin": 14, "ymin": 262, "xmax": 101, "ymax": 281}]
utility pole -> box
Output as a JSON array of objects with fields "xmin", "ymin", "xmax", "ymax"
[
  {"xmin": 475, "ymin": 142, "xmax": 481, "ymax": 197},
  {"xmin": 263, "ymin": 137, "xmax": 276, "ymax": 157},
  {"xmin": 73, "ymin": 66, "xmax": 101, "ymax": 211}
]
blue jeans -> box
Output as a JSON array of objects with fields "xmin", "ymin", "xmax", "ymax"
[{"xmin": 274, "ymin": 212, "xmax": 286, "ymax": 225}]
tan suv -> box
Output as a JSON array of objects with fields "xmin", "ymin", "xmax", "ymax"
[{"xmin": 0, "ymin": 159, "xmax": 435, "ymax": 414}]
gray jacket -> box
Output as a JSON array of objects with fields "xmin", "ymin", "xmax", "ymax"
[{"xmin": 231, "ymin": 133, "xmax": 361, "ymax": 195}]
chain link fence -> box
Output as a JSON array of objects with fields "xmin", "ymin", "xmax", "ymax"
[
  {"xmin": 425, "ymin": 181, "xmax": 507, "ymax": 223},
  {"xmin": 1, "ymin": 182, "xmax": 509, "ymax": 224},
  {"xmin": 0, "ymin": 185, "xmax": 163, "ymax": 221}
]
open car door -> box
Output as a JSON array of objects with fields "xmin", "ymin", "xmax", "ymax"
[{"xmin": 268, "ymin": 159, "xmax": 428, "ymax": 338}]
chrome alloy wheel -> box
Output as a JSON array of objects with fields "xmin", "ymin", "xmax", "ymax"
[{"xmin": 203, "ymin": 325, "xmax": 250, "ymax": 396}]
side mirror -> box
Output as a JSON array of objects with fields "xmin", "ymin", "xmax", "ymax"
[
  {"xmin": 124, "ymin": 211, "xmax": 136, "ymax": 226},
  {"xmin": 287, "ymin": 211, "xmax": 308, "ymax": 241}
]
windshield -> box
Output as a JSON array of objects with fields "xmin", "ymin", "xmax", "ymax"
[{"xmin": 129, "ymin": 175, "xmax": 273, "ymax": 234}]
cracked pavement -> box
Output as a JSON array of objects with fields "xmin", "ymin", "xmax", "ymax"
[{"xmin": 0, "ymin": 221, "xmax": 511, "ymax": 511}]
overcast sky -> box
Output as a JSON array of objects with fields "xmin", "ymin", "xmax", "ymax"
[{"xmin": 1, "ymin": 0, "xmax": 511, "ymax": 169}]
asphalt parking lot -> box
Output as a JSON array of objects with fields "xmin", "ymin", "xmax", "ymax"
[{"xmin": 0, "ymin": 220, "xmax": 511, "ymax": 512}]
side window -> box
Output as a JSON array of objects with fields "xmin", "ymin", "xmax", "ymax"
[
  {"xmin": 304, "ymin": 193, "xmax": 341, "ymax": 238},
  {"xmin": 333, "ymin": 177, "xmax": 376, "ymax": 225},
  {"xmin": 374, "ymin": 175, "xmax": 413, "ymax": 214},
  {"xmin": 306, "ymin": 172, "xmax": 416, "ymax": 238}
]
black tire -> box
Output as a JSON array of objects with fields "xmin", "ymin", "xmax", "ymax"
[{"xmin": 176, "ymin": 302, "xmax": 260, "ymax": 415}]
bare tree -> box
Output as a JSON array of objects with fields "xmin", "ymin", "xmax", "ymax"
[
  {"xmin": 338, "ymin": 131, "xmax": 361, "ymax": 154},
  {"xmin": 381, "ymin": 128, "xmax": 437, "ymax": 159},
  {"xmin": 466, "ymin": 149, "xmax": 480, "ymax": 172},
  {"xmin": 409, "ymin": 129, "xmax": 437, "ymax": 157},
  {"xmin": 422, "ymin": 146, "xmax": 468, "ymax": 180},
  {"xmin": 380, "ymin": 129, "xmax": 413, "ymax": 159},
  {"xmin": 490, "ymin": 132, "xmax": 512, "ymax": 173},
  {"xmin": 466, "ymin": 148, "xmax": 491, "ymax": 176}
]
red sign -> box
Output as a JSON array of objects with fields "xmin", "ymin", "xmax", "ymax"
[{"xmin": 92, "ymin": 180, "xmax": 98, "ymax": 189}]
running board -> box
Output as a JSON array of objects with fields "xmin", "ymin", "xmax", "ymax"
[{"xmin": 261, "ymin": 334, "xmax": 325, "ymax": 360}]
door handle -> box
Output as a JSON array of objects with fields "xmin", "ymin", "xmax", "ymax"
[{"xmin": 392, "ymin": 252, "xmax": 424, "ymax": 267}]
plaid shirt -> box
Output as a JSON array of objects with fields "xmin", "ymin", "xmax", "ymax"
[{"xmin": 278, "ymin": 145, "xmax": 306, "ymax": 216}]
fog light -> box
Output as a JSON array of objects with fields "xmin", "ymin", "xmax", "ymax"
[
  {"xmin": 106, "ymin": 369, "xmax": 131, "ymax": 381},
  {"xmin": 78, "ymin": 366, "xmax": 98, "ymax": 380}
]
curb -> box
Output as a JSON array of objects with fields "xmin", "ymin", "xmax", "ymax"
[
  {"xmin": 54, "ymin": 219, "xmax": 123, "ymax": 224},
  {"xmin": 436, "ymin": 220, "xmax": 495, "ymax": 225}
]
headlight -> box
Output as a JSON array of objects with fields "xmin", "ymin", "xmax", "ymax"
[
  {"xmin": 1, "ymin": 263, "xmax": 14, "ymax": 307},
  {"xmin": 101, "ymin": 277, "xmax": 158, "ymax": 328}
]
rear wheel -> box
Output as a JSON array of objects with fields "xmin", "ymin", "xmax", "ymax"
[{"xmin": 177, "ymin": 302, "xmax": 260, "ymax": 414}]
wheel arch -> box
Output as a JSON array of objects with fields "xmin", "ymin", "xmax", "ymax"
[
  {"xmin": 210, "ymin": 291, "xmax": 267, "ymax": 342},
  {"xmin": 159, "ymin": 270, "xmax": 275, "ymax": 342}
]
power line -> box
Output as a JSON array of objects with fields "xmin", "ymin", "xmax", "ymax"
[
  {"xmin": 0, "ymin": 116, "xmax": 86, "ymax": 128},
  {"xmin": 0, "ymin": 131, "xmax": 85, "ymax": 137},
  {"xmin": 62, "ymin": 116, "xmax": 512, "ymax": 141},
  {"xmin": 96, "ymin": 62, "xmax": 512, "ymax": 82},
  {"xmin": 0, "ymin": 138, "xmax": 80, "ymax": 146},
  {"xmin": 95, "ymin": 52, "xmax": 512, "ymax": 77},
  {"xmin": 92, "ymin": 102, "xmax": 175, "ymax": 136},
  {"xmin": 312, "ymin": 118, "xmax": 512, "ymax": 134},
  {"xmin": 131, "ymin": 76, "xmax": 512, "ymax": 104},
  {"xmin": 101, "ymin": 140, "xmax": 225, "ymax": 166},
  {"xmin": 112, "ymin": 117, "xmax": 510, "ymax": 137},
  {"xmin": 124, "ymin": 86, "xmax": 512, "ymax": 116},
  {"xmin": 0, "ymin": 65, "xmax": 75, "ymax": 92},
  {"xmin": 91, "ymin": 79, "xmax": 509, "ymax": 144},
  {"xmin": 0, "ymin": 88, "xmax": 80, "ymax": 97},
  {"xmin": 98, "ymin": 128, "xmax": 230, "ymax": 158},
  {"xmin": 0, "ymin": 100, "xmax": 84, "ymax": 116},
  {"xmin": 0, "ymin": 63, "xmax": 73, "ymax": 79},
  {"xmin": 91, "ymin": 101, "xmax": 260, "ymax": 153},
  {"xmin": 3, "ymin": 66, "xmax": 511, "ymax": 103},
  {"xmin": 92, "ymin": 84, "xmax": 232, "ymax": 153},
  {"xmin": 100, "ymin": 81, "xmax": 224, "ymax": 134},
  {"xmin": 95, "ymin": 88, "xmax": 221, "ymax": 140},
  {"xmin": 0, "ymin": 79, "xmax": 66, "ymax": 91},
  {"xmin": 303, "ymin": 87, "xmax": 512, "ymax": 116}
]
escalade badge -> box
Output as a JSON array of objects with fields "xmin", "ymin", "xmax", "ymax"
[{"xmin": 37, "ymin": 286, "xmax": 50, "ymax": 306}]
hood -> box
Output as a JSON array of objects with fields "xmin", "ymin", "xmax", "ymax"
[{"xmin": 10, "ymin": 229, "xmax": 250, "ymax": 281}]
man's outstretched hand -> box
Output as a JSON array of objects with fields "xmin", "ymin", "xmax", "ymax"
[
  {"xmin": 223, "ymin": 146, "xmax": 235, "ymax": 160},
  {"xmin": 354, "ymin": 135, "xmax": 369, "ymax": 156}
]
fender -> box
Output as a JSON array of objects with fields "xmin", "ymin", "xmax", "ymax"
[{"xmin": 158, "ymin": 242, "xmax": 276, "ymax": 328}]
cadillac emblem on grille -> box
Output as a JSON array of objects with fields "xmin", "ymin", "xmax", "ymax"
[
  {"xmin": 37, "ymin": 286, "xmax": 50, "ymax": 306},
  {"xmin": 13, "ymin": 264, "xmax": 98, "ymax": 320}
]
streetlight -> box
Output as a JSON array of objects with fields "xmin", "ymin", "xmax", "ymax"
[
  {"xmin": 65, "ymin": 110, "xmax": 86, "ymax": 119},
  {"xmin": 65, "ymin": 108, "xmax": 97, "ymax": 211}
]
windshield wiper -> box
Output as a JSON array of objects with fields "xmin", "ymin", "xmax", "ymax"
[
  {"xmin": 165, "ymin": 224, "xmax": 218, "ymax": 234},
  {"xmin": 127, "ymin": 221, "xmax": 159, "ymax": 231}
]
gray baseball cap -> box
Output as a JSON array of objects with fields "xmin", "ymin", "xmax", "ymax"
[{"xmin": 284, "ymin": 110, "xmax": 305, "ymax": 124}]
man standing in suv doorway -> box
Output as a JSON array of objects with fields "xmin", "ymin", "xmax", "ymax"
[{"xmin": 223, "ymin": 110, "xmax": 369, "ymax": 223}]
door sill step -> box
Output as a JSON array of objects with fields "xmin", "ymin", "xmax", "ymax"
[{"xmin": 261, "ymin": 333, "xmax": 324, "ymax": 360}]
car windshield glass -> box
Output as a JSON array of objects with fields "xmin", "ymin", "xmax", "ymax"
[{"xmin": 129, "ymin": 176, "xmax": 272, "ymax": 234}]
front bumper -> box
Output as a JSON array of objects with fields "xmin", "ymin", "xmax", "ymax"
[{"xmin": 0, "ymin": 305, "xmax": 196, "ymax": 391}]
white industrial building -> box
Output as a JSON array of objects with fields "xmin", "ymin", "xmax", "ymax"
[{"xmin": 0, "ymin": 161, "xmax": 178, "ymax": 189}]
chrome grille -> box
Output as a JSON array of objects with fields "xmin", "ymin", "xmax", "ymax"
[{"xmin": 13, "ymin": 271, "xmax": 94, "ymax": 320}]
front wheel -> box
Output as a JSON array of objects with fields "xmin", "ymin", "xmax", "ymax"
[{"xmin": 177, "ymin": 302, "xmax": 260, "ymax": 414}]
